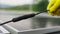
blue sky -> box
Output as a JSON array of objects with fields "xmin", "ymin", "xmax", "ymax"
[{"xmin": 0, "ymin": 0, "xmax": 33, "ymax": 6}]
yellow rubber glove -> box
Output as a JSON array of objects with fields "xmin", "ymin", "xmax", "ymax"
[{"xmin": 47, "ymin": 0, "xmax": 60, "ymax": 16}]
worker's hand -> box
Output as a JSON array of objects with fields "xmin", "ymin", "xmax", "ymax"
[{"xmin": 47, "ymin": 0, "xmax": 60, "ymax": 16}]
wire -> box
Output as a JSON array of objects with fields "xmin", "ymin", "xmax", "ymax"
[
  {"xmin": 0, "ymin": 10, "xmax": 48, "ymax": 26},
  {"xmin": 0, "ymin": 21, "xmax": 12, "ymax": 26}
]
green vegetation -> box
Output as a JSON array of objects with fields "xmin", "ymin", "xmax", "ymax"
[
  {"xmin": 32, "ymin": 0, "xmax": 49, "ymax": 12},
  {"xmin": 4, "ymin": 5, "xmax": 30, "ymax": 11},
  {"xmin": 0, "ymin": 0, "xmax": 49, "ymax": 12}
]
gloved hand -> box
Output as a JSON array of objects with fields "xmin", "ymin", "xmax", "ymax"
[{"xmin": 47, "ymin": 0, "xmax": 60, "ymax": 16}]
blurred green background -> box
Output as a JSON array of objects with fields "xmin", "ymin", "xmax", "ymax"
[{"xmin": 0, "ymin": 0, "xmax": 49, "ymax": 12}]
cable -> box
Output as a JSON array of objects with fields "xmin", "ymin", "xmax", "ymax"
[
  {"xmin": 0, "ymin": 21, "xmax": 12, "ymax": 26},
  {"xmin": 0, "ymin": 10, "xmax": 47, "ymax": 26}
]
